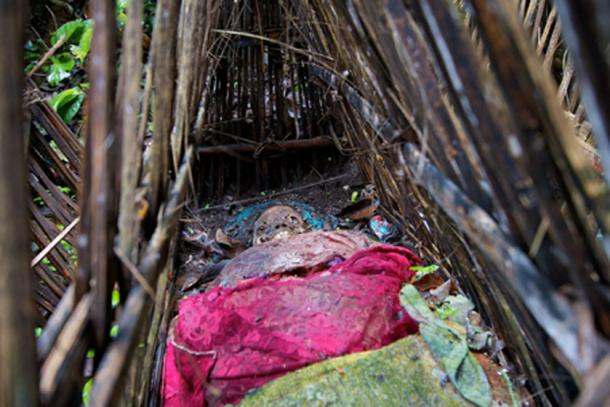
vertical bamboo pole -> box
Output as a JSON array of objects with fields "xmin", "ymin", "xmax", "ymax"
[
  {"xmin": 77, "ymin": 0, "xmax": 119, "ymax": 349},
  {"xmin": 148, "ymin": 0, "xmax": 180, "ymax": 214},
  {"xmin": 118, "ymin": 0, "xmax": 144, "ymax": 263},
  {"xmin": 0, "ymin": 0, "xmax": 39, "ymax": 404}
]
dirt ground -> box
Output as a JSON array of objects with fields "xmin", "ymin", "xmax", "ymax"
[{"xmin": 174, "ymin": 158, "xmax": 370, "ymax": 292}]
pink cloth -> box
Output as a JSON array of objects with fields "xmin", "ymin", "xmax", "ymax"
[{"xmin": 163, "ymin": 245, "xmax": 421, "ymax": 406}]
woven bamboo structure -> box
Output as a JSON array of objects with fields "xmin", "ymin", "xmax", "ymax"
[{"xmin": 2, "ymin": 0, "xmax": 610, "ymax": 405}]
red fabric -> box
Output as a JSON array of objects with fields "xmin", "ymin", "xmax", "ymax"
[{"xmin": 162, "ymin": 245, "xmax": 421, "ymax": 406}]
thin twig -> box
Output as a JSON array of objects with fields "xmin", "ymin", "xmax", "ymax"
[
  {"xmin": 212, "ymin": 29, "xmax": 334, "ymax": 61},
  {"xmin": 196, "ymin": 173, "xmax": 351, "ymax": 213},
  {"xmin": 114, "ymin": 248, "xmax": 156, "ymax": 300},
  {"xmin": 27, "ymin": 34, "xmax": 68, "ymax": 78},
  {"xmin": 31, "ymin": 216, "xmax": 80, "ymax": 268}
]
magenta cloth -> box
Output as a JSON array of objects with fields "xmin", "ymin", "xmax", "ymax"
[{"xmin": 162, "ymin": 245, "xmax": 421, "ymax": 406}]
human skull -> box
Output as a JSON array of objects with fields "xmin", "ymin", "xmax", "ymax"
[{"xmin": 253, "ymin": 205, "xmax": 308, "ymax": 245}]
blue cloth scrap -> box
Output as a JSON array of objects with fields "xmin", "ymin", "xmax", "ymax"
[{"xmin": 224, "ymin": 201, "xmax": 336, "ymax": 242}]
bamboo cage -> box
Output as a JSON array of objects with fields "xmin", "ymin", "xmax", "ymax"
[{"xmin": 1, "ymin": 0, "xmax": 610, "ymax": 405}]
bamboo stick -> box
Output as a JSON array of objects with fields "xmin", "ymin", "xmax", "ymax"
[{"xmin": 0, "ymin": 1, "xmax": 39, "ymax": 404}]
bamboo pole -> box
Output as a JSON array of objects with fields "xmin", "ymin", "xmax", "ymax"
[
  {"xmin": 0, "ymin": 0, "xmax": 39, "ymax": 404},
  {"xmin": 148, "ymin": 0, "xmax": 180, "ymax": 214},
  {"xmin": 118, "ymin": 0, "xmax": 144, "ymax": 264},
  {"xmin": 76, "ymin": 0, "xmax": 119, "ymax": 349}
]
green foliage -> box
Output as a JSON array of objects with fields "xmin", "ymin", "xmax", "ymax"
[
  {"xmin": 50, "ymin": 86, "xmax": 86, "ymax": 123},
  {"xmin": 112, "ymin": 288, "xmax": 121, "ymax": 308},
  {"xmin": 70, "ymin": 25, "xmax": 93, "ymax": 63},
  {"xmin": 46, "ymin": 53, "xmax": 75, "ymax": 87},
  {"xmin": 35, "ymin": 327, "xmax": 43, "ymax": 338},
  {"xmin": 25, "ymin": 39, "xmax": 45, "ymax": 71},
  {"xmin": 410, "ymin": 264, "xmax": 440, "ymax": 278},
  {"xmin": 59, "ymin": 186, "xmax": 74, "ymax": 196},
  {"xmin": 116, "ymin": 0, "xmax": 157, "ymax": 32},
  {"xmin": 116, "ymin": 0, "xmax": 129, "ymax": 27},
  {"xmin": 26, "ymin": 0, "xmax": 157, "ymax": 130},
  {"xmin": 110, "ymin": 324, "xmax": 119, "ymax": 338},
  {"xmin": 50, "ymin": 19, "xmax": 90, "ymax": 46},
  {"xmin": 400, "ymin": 285, "xmax": 492, "ymax": 407},
  {"xmin": 435, "ymin": 302, "xmax": 459, "ymax": 320},
  {"xmin": 42, "ymin": 257, "xmax": 58, "ymax": 272},
  {"xmin": 82, "ymin": 378, "xmax": 93, "ymax": 405},
  {"xmin": 45, "ymin": 19, "xmax": 93, "ymax": 86},
  {"xmin": 143, "ymin": 0, "xmax": 157, "ymax": 33},
  {"xmin": 350, "ymin": 191, "xmax": 358, "ymax": 202},
  {"xmin": 60, "ymin": 239, "xmax": 78, "ymax": 265},
  {"xmin": 26, "ymin": 18, "xmax": 93, "ymax": 124}
]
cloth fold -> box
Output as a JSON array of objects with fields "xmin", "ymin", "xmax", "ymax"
[{"xmin": 163, "ymin": 244, "xmax": 421, "ymax": 407}]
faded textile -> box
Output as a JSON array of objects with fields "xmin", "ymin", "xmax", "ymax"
[{"xmin": 163, "ymin": 245, "xmax": 421, "ymax": 406}]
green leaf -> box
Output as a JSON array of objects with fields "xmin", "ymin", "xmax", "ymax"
[
  {"xmin": 409, "ymin": 264, "xmax": 439, "ymax": 278},
  {"xmin": 350, "ymin": 191, "xmax": 358, "ymax": 202},
  {"xmin": 435, "ymin": 303, "xmax": 458, "ymax": 320},
  {"xmin": 400, "ymin": 285, "xmax": 492, "ymax": 407},
  {"xmin": 51, "ymin": 19, "xmax": 89, "ymax": 46},
  {"xmin": 70, "ymin": 24, "xmax": 93, "ymax": 63},
  {"xmin": 112, "ymin": 289, "xmax": 120, "ymax": 308},
  {"xmin": 110, "ymin": 325, "xmax": 119, "ymax": 338},
  {"xmin": 49, "ymin": 140, "xmax": 68, "ymax": 161},
  {"xmin": 35, "ymin": 327, "xmax": 43, "ymax": 338},
  {"xmin": 86, "ymin": 349, "xmax": 96, "ymax": 358},
  {"xmin": 82, "ymin": 378, "xmax": 93, "ymax": 405},
  {"xmin": 441, "ymin": 295, "xmax": 475, "ymax": 326},
  {"xmin": 116, "ymin": 0, "xmax": 129, "ymax": 27},
  {"xmin": 47, "ymin": 53, "xmax": 75, "ymax": 87},
  {"xmin": 50, "ymin": 87, "xmax": 85, "ymax": 122},
  {"xmin": 116, "ymin": 0, "xmax": 129, "ymax": 12},
  {"xmin": 117, "ymin": 11, "xmax": 128, "ymax": 27}
]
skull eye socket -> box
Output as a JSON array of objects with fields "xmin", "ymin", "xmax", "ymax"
[{"xmin": 289, "ymin": 215, "xmax": 299, "ymax": 224}]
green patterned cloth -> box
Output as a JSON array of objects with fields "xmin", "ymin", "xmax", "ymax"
[{"xmin": 239, "ymin": 335, "xmax": 470, "ymax": 406}]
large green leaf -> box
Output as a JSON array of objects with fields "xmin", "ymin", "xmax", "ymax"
[
  {"xmin": 50, "ymin": 19, "xmax": 88, "ymax": 45},
  {"xmin": 400, "ymin": 285, "xmax": 492, "ymax": 407},
  {"xmin": 70, "ymin": 23, "xmax": 93, "ymax": 63},
  {"xmin": 47, "ymin": 53, "xmax": 75, "ymax": 87},
  {"xmin": 50, "ymin": 87, "xmax": 86, "ymax": 123}
]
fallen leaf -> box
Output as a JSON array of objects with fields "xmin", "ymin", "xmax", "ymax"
[
  {"xmin": 400, "ymin": 285, "xmax": 493, "ymax": 407},
  {"xmin": 429, "ymin": 279, "xmax": 452, "ymax": 303},
  {"xmin": 338, "ymin": 197, "xmax": 377, "ymax": 221},
  {"xmin": 475, "ymin": 354, "xmax": 520, "ymax": 406},
  {"xmin": 412, "ymin": 272, "xmax": 445, "ymax": 292},
  {"xmin": 136, "ymin": 195, "xmax": 149, "ymax": 220},
  {"xmin": 215, "ymin": 228, "xmax": 246, "ymax": 258}
]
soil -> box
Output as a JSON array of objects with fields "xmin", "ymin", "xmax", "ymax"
[{"xmin": 174, "ymin": 158, "xmax": 369, "ymax": 293}]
